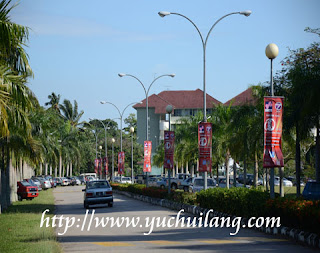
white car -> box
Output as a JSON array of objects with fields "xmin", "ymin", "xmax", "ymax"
[
  {"xmin": 274, "ymin": 176, "xmax": 293, "ymax": 187},
  {"xmin": 61, "ymin": 177, "xmax": 69, "ymax": 186},
  {"xmin": 114, "ymin": 176, "xmax": 132, "ymax": 184},
  {"xmin": 182, "ymin": 177, "xmax": 217, "ymax": 193}
]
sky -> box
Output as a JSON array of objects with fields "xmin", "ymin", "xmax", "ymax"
[{"xmin": 11, "ymin": 0, "xmax": 320, "ymax": 124}]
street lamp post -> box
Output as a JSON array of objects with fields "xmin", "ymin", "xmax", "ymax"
[
  {"xmin": 265, "ymin": 43, "xmax": 279, "ymax": 199},
  {"xmin": 100, "ymin": 101, "xmax": 141, "ymax": 181},
  {"xmin": 158, "ymin": 10, "xmax": 251, "ymax": 189},
  {"xmin": 111, "ymin": 137, "xmax": 115, "ymax": 182},
  {"xmin": 166, "ymin": 105, "xmax": 173, "ymax": 194},
  {"xmin": 118, "ymin": 73, "xmax": 175, "ymax": 187},
  {"xmin": 130, "ymin": 126, "xmax": 135, "ymax": 184}
]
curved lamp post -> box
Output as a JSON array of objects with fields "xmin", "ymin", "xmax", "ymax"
[
  {"xmin": 111, "ymin": 137, "xmax": 115, "ymax": 182},
  {"xmin": 130, "ymin": 126, "xmax": 135, "ymax": 184},
  {"xmin": 158, "ymin": 10, "xmax": 251, "ymax": 189},
  {"xmin": 265, "ymin": 43, "xmax": 279, "ymax": 199},
  {"xmin": 166, "ymin": 104, "xmax": 173, "ymax": 194},
  {"xmin": 118, "ymin": 73, "xmax": 175, "ymax": 187}
]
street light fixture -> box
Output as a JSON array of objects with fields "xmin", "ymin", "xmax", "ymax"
[
  {"xmin": 130, "ymin": 126, "xmax": 135, "ymax": 184},
  {"xmin": 158, "ymin": 10, "xmax": 251, "ymax": 190},
  {"xmin": 118, "ymin": 73, "xmax": 175, "ymax": 187}
]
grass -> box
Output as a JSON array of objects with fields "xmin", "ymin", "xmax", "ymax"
[
  {"xmin": 0, "ymin": 189, "xmax": 61, "ymax": 253},
  {"xmin": 257, "ymin": 185, "xmax": 305, "ymax": 198}
]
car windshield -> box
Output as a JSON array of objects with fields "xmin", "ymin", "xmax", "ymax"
[
  {"xmin": 87, "ymin": 181, "xmax": 110, "ymax": 189},
  {"xmin": 207, "ymin": 179, "xmax": 215, "ymax": 186},
  {"xmin": 194, "ymin": 179, "xmax": 203, "ymax": 186},
  {"xmin": 122, "ymin": 177, "xmax": 130, "ymax": 180}
]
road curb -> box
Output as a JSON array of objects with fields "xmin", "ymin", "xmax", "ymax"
[{"xmin": 114, "ymin": 189, "xmax": 320, "ymax": 249}]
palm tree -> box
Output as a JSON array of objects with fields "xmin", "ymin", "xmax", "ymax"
[
  {"xmin": 59, "ymin": 99, "xmax": 84, "ymax": 128},
  {"xmin": 0, "ymin": 0, "xmax": 32, "ymax": 75},
  {"xmin": 45, "ymin": 92, "xmax": 61, "ymax": 112}
]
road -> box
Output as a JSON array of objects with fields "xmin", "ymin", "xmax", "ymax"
[{"xmin": 53, "ymin": 186, "xmax": 316, "ymax": 253}]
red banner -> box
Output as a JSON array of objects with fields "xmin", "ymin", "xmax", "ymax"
[
  {"xmin": 143, "ymin": 141, "xmax": 152, "ymax": 173},
  {"xmin": 94, "ymin": 158, "xmax": 99, "ymax": 175},
  {"xmin": 164, "ymin": 131, "xmax": 175, "ymax": 169},
  {"xmin": 118, "ymin": 152, "xmax": 125, "ymax": 175},
  {"xmin": 263, "ymin": 97, "xmax": 284, "ymax": 168},
  {"xmin": 198, "ymin": 122, "xmax": 212, "ymax": 173},
  {"xmin": 98, "ymin": 158, "xmax": 102, "ymax": 177},
  {"xmin": 103, "ymin": 157, "xmax": 108, "ymax": 175}
]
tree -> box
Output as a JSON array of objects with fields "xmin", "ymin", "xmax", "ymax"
[
  {"xmin": 59, "ymin": 99, "xmax": 84, "ymax": 128},
  {"xmin": 45, "ymin": 92, "xmax": 61, "ymax": 112}
]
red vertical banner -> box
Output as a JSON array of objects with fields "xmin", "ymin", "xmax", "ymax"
[
  {"xmin": 103, "ymin": 157, "xmax": 108, "ymax": 175},
  {"xmin": 98, "ymin": 158, "xmax": 102, "ymax": 177},
  {"xmin": 198, "ymin": 122, "xmax": 212, "ymax": 173},
  {"xmin": 143, "ymin": 141, "xmax": 152, "ymax": 173},
  {"xmin": 118, "ymin": 152, "xmax": 125, "ymax": 175},
  {"xmin": 164, "ymin": 131, "xmax": 175, "ymax": 169},
  {"xmin": 94, "ymin": 159, "xmax": 99, "ymax": 175},
  {"xmin": 263, "ymin": 97, "xmax": 284, "ymax": 168}
]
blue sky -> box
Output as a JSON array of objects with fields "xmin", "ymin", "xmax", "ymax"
[{"xmin": 11, "ymin": 0, "xmax": 320, "ymax": 123}]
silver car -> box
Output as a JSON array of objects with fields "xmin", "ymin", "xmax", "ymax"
[{"xmin": 83, "ymin": 180, "xmax": 113, "ymax": 208}]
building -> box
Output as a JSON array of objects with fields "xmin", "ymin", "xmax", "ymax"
[{"xmin": 133, "ymin": 88, "xmax": 221, "ymax": 175}]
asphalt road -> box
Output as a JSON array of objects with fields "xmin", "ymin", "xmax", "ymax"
[{"xmin": 53, "ymin": 186, "xmax": 317, "ymax": 253}]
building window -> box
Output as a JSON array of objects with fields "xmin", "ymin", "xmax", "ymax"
[{"xmin": 174, "ymin": 109, "xmax": 182, "ymax": 116}]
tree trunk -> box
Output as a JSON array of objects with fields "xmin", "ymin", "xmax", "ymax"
[
  {"xmin": 45, "ymin": 163, "xmax": 48, "ymax": 176},
  {"xmin": 39, "ymin": 163, "xmax": 43, "ymax": 176},
  {"xmin": 50, "ymin": 165, "xmax": 52, "ymax": 176},
  {"xmin": 244, "ymin": 156, "xmax": 247, "ymax": 187},
  {"xmin": 296, "ymin": 123, "xmax": 301, "ymax": 197},
  {"xmin": 59, "ymin": 155, "xmax": 62, "ymax": 177},
  {"xmin": 70, "ymin": 162, "xmax": 73, "ymax": 177},
  {"xmin": 233, "ymin": 159, "xmax": 237, "ymax": 187},
  {"xmin": 225, "ymin": 150, "xmax": 230, "ymax": 189},
  {"xmin": 66, "ymin": 163, "xmax": 69, "ymax": 177}
]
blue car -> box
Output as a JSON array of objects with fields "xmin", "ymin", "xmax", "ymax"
[{"xmin": 302, "ymin": 181, "xmax": 320, "ymax": 200}]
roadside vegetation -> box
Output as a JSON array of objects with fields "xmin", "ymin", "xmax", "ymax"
[
  {"xmin": 0, "ymin": 189, "xmax": 61, "ymax": 253},
  {"xmin": 112, "ymin": 183, "xmax": 320, "ymax": 236}
]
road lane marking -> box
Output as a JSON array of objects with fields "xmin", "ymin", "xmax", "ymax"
[
  {"xmin": 235, "ymin": 237, "xmax": 288, "ymax": 242},
  {"xmin": 200, "ymin": 240, "xmax": 247, "ymax": 244},
  {"xmin": 142, "ymin": 240, "xmax": 183, "ymax": 245},
  {"xmin": 92, "ymin": 242, "xmax": 135, "ymax": 247}
]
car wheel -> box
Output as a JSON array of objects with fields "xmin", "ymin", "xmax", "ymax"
[
  {"xmin": 108, "ymin": 202, "xmax": 113, "ymax": 207},
  {"xmin": 84, "ymin": 202, "xmax": 89, "ymax": 209},
  {"xmin": 160, "ymin": 185, "xmax": 165, "ymax": 189},
  {"xmin": 171, "ymin": 183, "xmax": 177, "ymax": 190}
]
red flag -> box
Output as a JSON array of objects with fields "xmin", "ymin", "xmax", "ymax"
[
  {"xmin": 94, "ymin": 159, "xmax": 99, "ymax": 175},
  {"xmin": 263, "ymin": 97, "xmax": 284, "ymax": 168},
  {"xmin": 103, "ymin": 157, "xmax": 108, "ymax": 175},
  {"xmin": 164, "ymin": 131, "xmax": 175, "ymax": 169},
  {"xmin": 198, "ymin": 122, "xmax": 212, "ymax": 173},
  {"xmin": 143, "ymin": 141, "xmax": 152, "ymax": 172},
  {"xmin": 118, "ymin": 152, "xmax": 125, "ymax": 175}
]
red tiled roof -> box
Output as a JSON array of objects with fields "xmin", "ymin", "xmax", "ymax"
[
  {"xmin": 133, "ymin": 89, "xmax": 222, "ymax": 114},
  {"xmin": 224, "ymin": 87, "xmax": 256, "ymax": 106}
]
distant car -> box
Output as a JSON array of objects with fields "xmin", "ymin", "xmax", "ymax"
[
  {"xmin": 218, "ymin": 177, "xmax": 247, "ymax": 188},
  {"xmin": 73, "ymin": 177, "xmax": 81, "ymax": 185},
  {"xmin": 24, "ymin": 178, "xmax": 42, "ymax": 191},
  {"xmin": 237, "ymin": 174, "xmax": 263, "ymax": 186},
  {"xmin": 83, "ymin": 180, "xmax": 113, "ymax": 208},
  {"xmin": 156, "ymin": 177, "xmax": 168, "ymax": 189},
  {"xmin": 148, "ymin": 177, "xmax": 162, "ymax": 187},
  {"xmin": 17, "ymin": 181, "xmax": 39, "ymax": 201},
  {"xmin": 302, "ymin": 181, "xmax": 320, "ymax": 200},
  {"xmin": 183, "ymin": 177, "xmax": 217, "ymax": 193},
  {"xmin": 54, "ymin": 177, "xmax": 62, "ymax": 186},
  {"xmin": 274, "ymin": 176, "xmax": 293, "ymax": 187},
  {"xmin": 38, "ymin": 177, "xmax": 52, "ymax": 189},
  {"xmin": 61, "ymin": 177, "xmax": 69, "ymax": 186}
]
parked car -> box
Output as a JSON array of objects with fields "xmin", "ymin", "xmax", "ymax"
[
  {"xmin": 274, "ymin": 176, "xmax": 293, "ymax": 187},
  {"xmin": 54, "ymin": 177, "xmax": 62, "ymax": 186},
  {"xmin": 218, "ymin": 177, "xmax": 245, "ymax": 188},
  {"xmin": 135, "ymin": 174, "xmax": 146, "ymax": 184},
  {"xmin": 148, "ymin": 177, "xmax": 162, "ymax": 187},
  {"xmin": 168, "ymin": 173, "xmax": 191, "ymax": 190},
  {"xmin": 83, "ymin": 180, "xmax": 113, "ymax": 208},
  {"xmin": 17, "ymin": 181, "xmax": 39, "ymax": 201},
  {"xmin": 156, "ymin": 177, "xmax": 168, "ymax": 189},
  {"xmin": 24, "ymin": 178, "xmax": 42, "ymax": 191},
  {"xmin": 77, "ymin": 175, "xmax": 86, "ymax": 185},
  {"xmin": 286, "ymin": 176, "xmax": 305, "ymax": 186},
  {"xmin": 237, "ymin": 174, "xmax": 263, "ymax": 186},
  {"xmin": 61, "ymin": 177, "xmax": 70, "ymax": 186},
  {"xmin": 182, "ymin": 177, "xmax": 217, "ymax": 193},
  {"xmin": 302, "ymin": 181, "xmax": 320, "ymax": 200},
  {"xmin": 38, "ymin": 177, "xmax": 52, "ymax": 189},
  {"xmin": 73, "ymin": 177, "xmax": 81, "ymax": 185}
]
